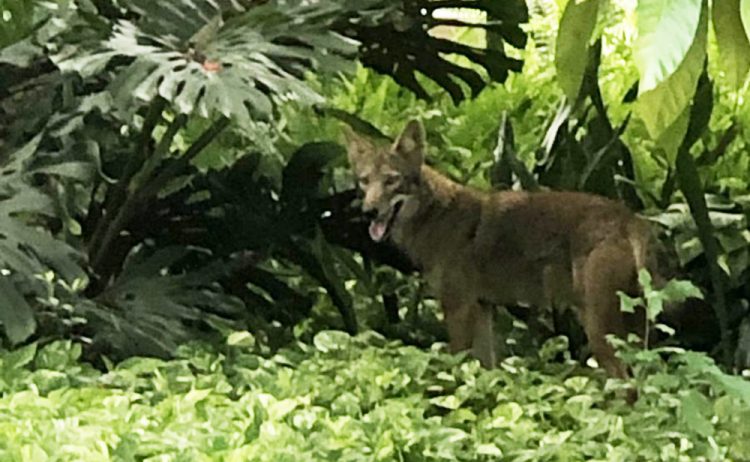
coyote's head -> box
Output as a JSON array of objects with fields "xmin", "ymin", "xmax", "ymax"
[{"xmin": 345, "ymin": 120, "xmax": 425, "ymax": 242}]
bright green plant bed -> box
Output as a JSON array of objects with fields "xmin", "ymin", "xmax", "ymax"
[{"xmin": 1, "ymin": 332, "xmax": 749, "ymax": 461}]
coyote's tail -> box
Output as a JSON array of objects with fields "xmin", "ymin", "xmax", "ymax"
[{"xmin": 628, "ymin": 219, "xmax": 652, "ymax": 275}]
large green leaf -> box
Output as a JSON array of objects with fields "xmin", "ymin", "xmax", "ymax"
[
  {"xmin": 0, "ymin": 136, "xmax": 88, "ymax": 344},
  {"xmin": 0, "ymin": 276, "xmax": 36, "ymax": 345},
  {"xmin": 634, "ymin": 0, "xmax": 703, "ymax": 93},
  {"xmin": 345, "ymin": 0, "xmax": 527, "ymax": 103},
  {"xmin": 741, "ymin": 0, "xmax": 750, "ymax": 43},
  {"xmin": 654, "ymin": 104, "xmax": 690, "ymax": 162},
  {"xmin": 679, "ymin": 390, "xmax": 714, "ymax": 437},
  {"xmin": 555, "ymin": 0, "xmax": 600, "ymax": 102},
  {"xmin": 635, "ymin": 1, "xmax": 707, "ymax": 141},
  {"xmin": 88, "ymin": 246, "xmax": 245, "ymax": 357},
  {"xmin": 0, "ymin": 0, "xmax": 37, "ymax": 47},
  {"xmin": 56, "ymin": 0, "xmax": 358, "ymax": 124},
  {"xmin": 714, "ymin": 0, "xmax": 750, "ymax": 90}
]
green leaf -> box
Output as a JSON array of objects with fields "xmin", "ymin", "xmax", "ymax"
[
  {"xmin": 3, "ymin": 342, "xmax": 37, "ymax": 369},
  {"xmin": 637, "ymin": 268, "xmax": 653, "ymax": 290},
  {"xmin": 82, "ymin": 247, "xmax": 244, "ymax": 358},
  {"xmin": 661, "ymin": 279, "xmax": 704, "ymax": 302},
  {"xmin": 20, "ymin": 444, "xmax": 49, "ymax": 462},
  {"xmin": 489, "ymin": 402, "xmax": 523, "ymax": 428},
  {"xmin": 0, "ymin": 39, "xmax": 43, "ymax": 67},
  {"xmin": 712, "ymin": 372, "xmax": 750, "ymax": 405},
  {"xmin": 654, "ymin": 104, "xmax": 690, "ymax": 162},
  {"xmin": 539, "ymin": 335, "xmax": 570, "ymax": 361},
  {"xmin": 227, "ymin": 331, "xmax": 256, "ymax": 348},
  {"xmin": 57, "ymin": 1, "xmax": 356, "ymax": 122},
  {"xmin": 679, "ymin": 390, "xmax": 714, "ymax": 437},
  {"xmin": 635, "ymin": 1, "xmax": 707, "ymax": 141},
  {"xmin": 35, "ymin": 341, "xmax": 81, "ymax": 370},
  {"xmin": 654, "ymin": 323, "xmax": 676, "ymax": 337},
  {"xmin": 313, "ymin": 330, "xmax": 351, "ymax": 353},
  {"xmin": 635, "ymin": 0, "xmax": 703, "ymax": 93},
  {"xmin": 349, "ymin": 0, "xmax": 527, "ymax": 102},
  {"xmin": 476, "ymin": 444, "xmax": 503, "ymax": 457},
  {"xmin": 308, "ymin": 230, "xmax": 357, "ymax": 334},
  {"xmin": 713, "ymin": 0, "xmax": 750, "ymax": 89},
  {"xmin": 29, "ymin": 370, "xmax": 69, "ymax": 394},
  {"xmin": 618, "ymin": 291, "xmax": 642, "ymax": 314},
  {"xmin": 0, "ymin": 276, "xmax": 36, "ymax": 345},
  {"xmin": 741, "ymin": 0, "xmax": 750, "ymax": 45},
  {"xmin": 0, "ymin": 137, "xmax": 89, "ymax": 344},
  {"xmin": 281, "ymin": 142, "xmax": 344, "ymax": 209},
  {"xmin": 555, "ymin": 0, "xmax": 600, "ymax": 102},
  {"xmin": 645, "ymin": 291, "xmax": 665, "ymax": 319},
  {"xmin": 430, "ymin": 395, "xmax": 463, "ymax": 410},
  {"xmin": 0, "ymin": 0, "xmax": 38, "ymax": 48}
]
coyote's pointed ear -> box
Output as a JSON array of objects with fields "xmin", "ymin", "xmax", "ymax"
[{"xmin": 393, "ymin": 119, "xmax": 424, "ymax": 171}]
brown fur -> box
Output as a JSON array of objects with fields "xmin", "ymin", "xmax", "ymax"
[{"xmin": 346, "ymin": 120, "xmax": 651, "ymax": 380}]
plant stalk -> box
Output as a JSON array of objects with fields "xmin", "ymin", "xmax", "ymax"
[
  {"xmin": 89, "ymin": 115, "xmax": 228, "ymax": 280},
  {"xmin": 675, "ymin": 148, "xmax": 731, "ymax": 366}
]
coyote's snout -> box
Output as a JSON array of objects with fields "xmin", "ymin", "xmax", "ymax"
[
  {"xmin": 360, "ymin": 183, "xmax": 405, "ymax": 243},
  {"xmin": 347, "ymin": 122, "xmax": 424, "ymax": 242},
  {"xmin": 346, "ymin": 120, "xmax": 654, "ymax": 386}
]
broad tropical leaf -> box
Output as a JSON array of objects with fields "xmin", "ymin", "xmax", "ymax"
[
  {"xmin": 713, "ymin": 0, "xmax": 750, "ymax": 90},
  {"xmin": 56, "ymin": 0, "xmax": 358, "ymax": 124},
  {"xmin": 635, "ymin": 1, "xmax": 707, "ymax": 142},
  {"xmin": 0, "ymin": 136, "xmax": 87, "ymax": 344},
  {"xmin": 0, "ymin": 0, "xmax": 37, "ymax": 48},
  {"xmin": 555, "ymin": 0, "xmax": 600, "ymax": 102},
  {"xmin": 88, "ymin": 247, "xmax": 245, "ymax": 357},
  {"xmin": 634, "ymin": 0, "xmax": 703, "ymax": 93},
  {"xmin": 0, "ymin": 276, "xmax": 35, "ymax": 345},
  {"xmin": 741, "ymin": 0, "xmax": 750, "ymax": 44},
  {"xmin": 344, "ymin": 0, "xmax": 528, "ymax": 103}
]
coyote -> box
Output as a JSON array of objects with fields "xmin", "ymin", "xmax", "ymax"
[{"xmin": 345, "ymin": 120, "xmax": 652, "ymax": 381}]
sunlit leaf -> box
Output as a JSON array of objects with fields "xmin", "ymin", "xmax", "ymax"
[
  {"xmin": 635, "ymin": 1, "xmax": 707, "ymax": 141},
  {"xmin": 555, "ymin": 0, "xmax": 600, "ymax": 101},
  {"xmin": 713, "ymin": 0, "xmax": 750, "ymax": 89},
  {"xmin": 635, "ymin": 0, "xmax": 703, "ymax": 93}
]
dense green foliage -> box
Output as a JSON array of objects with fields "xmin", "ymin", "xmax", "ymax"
[
  {"xmin": 1, "ymin": 0, "xmax": 750, "ymax": 459},
  {"xmin": 1, "ymin": 333, "xmax": 749, "ymax": 461},
  {"xmin": 0, "ymin": 0, "xmax": 527, "ymax": 357},
  {"xmin": 0, "ymin": 0, "xmax": 750, "ymax": 454}
]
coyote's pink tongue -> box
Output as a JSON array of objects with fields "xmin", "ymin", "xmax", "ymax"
[{"xmin": 369, "ymin": 221, "xmax": 387, "ymax": 242}]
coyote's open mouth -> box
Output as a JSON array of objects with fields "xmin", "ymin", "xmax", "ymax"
[{"xmin": 368, "ymin": 200, "xmax": 404, "ymax": 242}]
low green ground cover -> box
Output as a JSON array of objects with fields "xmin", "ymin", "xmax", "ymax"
[{"xmin": 1, "ymin": 332, "xmax": 749, "ymax": 461}]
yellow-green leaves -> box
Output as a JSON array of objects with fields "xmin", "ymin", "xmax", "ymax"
[
  {"xmin": 742, "ymin": 0, "xmax": 750, "ymax": 42},
  {"xmin": 555, "ymin": 0, "xmax": 601, "ymax": 102},
  {"xmin": 713, "ymin": 0, "xmax": 750, "ymax": 90},
  {"xmin": 634, "ymin": 0, "xmax": 707, "ymax": 155},
  {"xmin": 2, "ymin": 333, "xmax": 750, "ymax": 460},
  {"xmin": 634, "ymin": 0, "xmax": 703, "ymax": 94},
  {"xmin": 553, "ymin": 0, "xmax": 721, "ymax": 157}
]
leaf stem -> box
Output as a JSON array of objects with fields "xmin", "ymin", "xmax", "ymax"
[
  {"xmin": 675, "ymin": 148, "xmax": 730, "ymax": 365},
  {"xmin": 89, "ymin": 115, "xmax": 229, "ymax": 282}
]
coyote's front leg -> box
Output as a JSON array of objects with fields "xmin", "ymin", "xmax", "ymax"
[{"xmin": 442, "ymin": 298, "xmax": 496, "ymax": 368}]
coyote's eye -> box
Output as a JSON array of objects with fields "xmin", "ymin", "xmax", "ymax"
[
  {"xmin": 384, "ymin": 174, "xmax": 401, "ymax": 187},
  {"xmin": 358, "ymin": 176, "xmax": 369, "ymax": 187}
]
